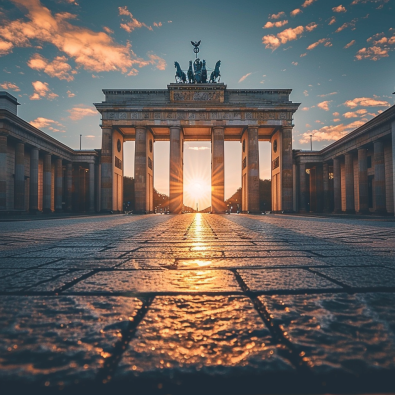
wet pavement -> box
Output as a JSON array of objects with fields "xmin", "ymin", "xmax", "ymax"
[{"xmin": 0, "ymin": 213, "xmax": 395, "ymax": 394}]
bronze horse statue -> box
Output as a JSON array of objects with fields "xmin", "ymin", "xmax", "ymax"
[
  {"xmin": 174, "ymin": 62, "xmax": 186, "ymax": 83},
  {"xmin": 209, "ymin": 60, "xmax": 221, "ymax": 83}
]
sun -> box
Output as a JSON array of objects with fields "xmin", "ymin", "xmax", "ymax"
[{"xmin": 184, "ymin": 178, "xmax": 211, "ymax": 209}]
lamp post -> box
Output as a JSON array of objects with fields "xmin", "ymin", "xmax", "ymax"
[{"xmin": 310, "ymin": 134, "xmax": 313, "ymax": 151}]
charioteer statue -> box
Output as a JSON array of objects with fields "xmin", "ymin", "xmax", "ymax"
[{"xmin": 174, "ymin": 41, "xmax": 221, "ymax": 84}]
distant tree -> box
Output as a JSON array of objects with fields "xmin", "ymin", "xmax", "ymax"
[
  {"xmin": 225, "ymin": 187, "xmax": 242, "ymax": 212},
  {"xmin": 153, "ymin": 189, "xmax": 169, "ymax": 212}
]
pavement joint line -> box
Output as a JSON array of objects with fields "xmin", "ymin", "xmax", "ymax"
[
  {"xmin": 231, "ymin": 268, "xmax": 311, "ymax": 372},
  {"xmin": 305, "ymin": 267, "xmax": 351, "ymax": 289},
  {"xmin": 55, "ymin": 269, "xmax": 100, "ymax": 293}
]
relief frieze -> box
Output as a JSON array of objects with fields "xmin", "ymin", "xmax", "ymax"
[{"xmin": 172, "ymin": 91, "xmax": 221, "ymax": 102}]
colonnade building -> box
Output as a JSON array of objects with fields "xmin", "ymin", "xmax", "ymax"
[
  {"xmin": 0, "ymin": 92, "xmax": 99, "ymax": 213},
  {"xmin": 1, "ymin": 87, "xmax": 395, "ymax": 216}
]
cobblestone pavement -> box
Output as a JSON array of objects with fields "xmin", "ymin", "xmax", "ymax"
[{"xmin": 0, "ymin": 213, "xmax": 395, "ymax": 394}]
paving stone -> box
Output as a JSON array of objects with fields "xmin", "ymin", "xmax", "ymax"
[
  {"xmin": 0, "ymin": 296, "xmax": 142, "ymax": 386},
  {"xmin": 15, "ymin": 247, "xmax": 104, "ymax": 258},
  {"xmin": 0, "ymin": 257, "xmax": 60, "ymax": 268},
  {"xmin": 116, "ymin": 295, "xmax": 292, "ymax": 377},
  {"xmin": 119, "ymin": 259, "xmax": 174, "ymax": 269},
  {"xmin": 28, "ymin": 270, "xmax": 93, "ymax": 292},
  {"xmin": 259, "ymin": 293, "xmax": 395, "ymax": 373},
  {"xmin": 238, "ymin": 269, "xmax": 342, "ymax": 291},
  {"xmin": 67, "ymin": 270, "xmax": 241, "ymax": 294},
  {"xmin": 44, "ymin": 259, "xmax": 126, "ymax": 269}
]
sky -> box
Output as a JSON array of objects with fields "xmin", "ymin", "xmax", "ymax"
[{"xmin": 1, "ymin": 0, "xmax": 394, "ymax": 209}]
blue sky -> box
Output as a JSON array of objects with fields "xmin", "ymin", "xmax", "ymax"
[{"xmin": 1, "ymin": 0, "xmax": 394, "ymax": 208}]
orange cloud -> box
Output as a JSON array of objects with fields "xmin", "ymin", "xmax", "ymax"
[
  {"xmin": 318, "ymin": 92, "xmax": 337, "ymax": 97},
  {"xmin": 30, "ymin": 81, "xmax": 58, "ymax": 100},
  {"xmin": 27, "ymin": 53, "xmax": 74, "ymax": 81},
  {"xmin": 153, "ymin": 22, "xmax": 162, "ymax": 27},
  {"xmin": 0, "ymin": 81, "xmax": 20, "ymax": 91},
  {"xmin": 269, "ymin": 11, "xmax": 286, "ymax": 19},
  {"xmin": 332, "ymin": 5, "xmax": 347, "ymax": 12},
  {"xmin": 263, "ymin": 20, "xmax": 288, "ymax": 28},
  {"xmin": 118, "ymin": 6, "xmax": 152, "ymax": 32},
  {"xmin": 238, "ymin": 72, "xmax": 252, "ymax": 83},
  {"xmin": 302, "ymin": 0, "xmax": 318, "ymax": 7},
  {"xmin": 67, "ymin": 105, "xmax": 97, "ymax": 120},
  {"xmin": 328, "ymin": 17, "xmax": 336, "ymax": 25},
  {"xmin": 263, "ymin": 25, "xmax": 306, "ymax": 50},
  {"xmin": 343, "ymin": 97, "xmax": 390, "ymax": 108},
  {"xmin": 356, "ymin": 32, "xmax": 395, "ymax": 60},
  {"xmin": 0, "ymin": 0, "xmax": 165, "ymax": 75},
  {"xmin": 317, "ymin": 100, "xmax": 332, "ymax": 111},
  {"xmin": 30, "ymin": 117, "xmax": 64, "ymax": 132},
  {"xmin": 307, "ymin": 38, "xmax": 330, "ymax": 50},
  {"xmin": 343, "ymin": 109, "xmax": 368, "ymax": 118},
  {"xmin": 344, "ymin": 40, "xmax": 356, "ymax": 48},
  {"xmin": 66, "ymin": 90, "xmax": 75, "ymax": 98},
  {"xmin": 299, "ymin": 120, "xmax": 366, "ymax": 143},
  {"xmin": 0, "ymin": 39, "xmax": 13, "ymax": 55},
  {"xmin": 335, "ymin": 18, "xmax": 358, "ymax": 32},
  {"xmin": 291, "ymin": 8, "xmax": 302, "ymax": 16},
  {"xmin": 306, "ymin": 22, "xmax": 318, "ymax": 32}
]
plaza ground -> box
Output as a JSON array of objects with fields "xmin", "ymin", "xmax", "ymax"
[{"xmin": 0, "ymin": 213, "xmax": 395, "ymax": 394}]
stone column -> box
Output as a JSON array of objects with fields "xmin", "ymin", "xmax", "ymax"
[
  {"xmin": 358, "ymin": 148, "xmax": 369, "ymax": 213},
  {"xmin": 345, "ymin": 152, "xmax": 355, "ymax": 213},
  {"xmin": 14, "ymin": 142, "xmax": 25, "ymax": 210},
  {"xmin": 392, "ymin": 121, "xmax": 395, "ymax": 215},
  {"xmin": 241, "ymin": 127, "xmax": 259, "ymax": 213},
  {"xmin": 323, "ymin": 162, "xmax": 330, "ymax": 212},
  {"xmin": 169, "ymin": 126, "xmax": 184, "ymax": 214},
  {"xmin": 0, "ymin": 133, "xmax": 7, "ymax": 210},
  {"xmin": 29, "ymin": 147, "xmax": 39, "ymax": 213},
  {"xmin": 333, "ymin": 157, "xmax": 341, "ymax": 213},
  {"xmin": 374, "ymin": 140, "xmax": 386, "ymax": 214},
  {"xmin": 299, "ymin": 163, "xmax": 307, "ymax": 213},
  {"xmin": 281, "ymin": 127, "xmax": 293, "ymax": 212},
  {"xmin": 43, "ymin": 153, "xmax": 52, "ymax": 213},
  {"xmin": 316, "ymin": 164, "xmax": 324, "ymax": 212},
  {"xmin": 309, "ymin": 167, "xmax": 316, "ymax": 212},
  {"xmin": 89, "ymin": 162, "xmax": 95, "ymax": 212},
  {"xmin": 65, "ymin": 163, "xmax": 72, "ymax": 211},
  {"xmin": 100, "ymin": 128, "xmax": 112, "ymax": 211},
  {"xmin": 55, "ymin": 158, "xmax": 63, "ymax": 212},
  {"xmin": 211, "ymin": 126, "xmax": 225, "ymax": 213}
]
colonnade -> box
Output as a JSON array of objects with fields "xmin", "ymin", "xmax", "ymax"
[{"xmin": 0, "ymin": 133, "xmax": 96, "ymax": 213}]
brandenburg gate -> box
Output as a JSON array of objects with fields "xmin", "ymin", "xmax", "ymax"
[{"xmin": 94, "ymin": 43, "xmax": 300, "ymax": 214}]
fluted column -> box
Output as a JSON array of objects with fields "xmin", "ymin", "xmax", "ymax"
[
  {"xmin": 374, "ymin": 140, "xmax": 386, "ymax": 214},
  {"xmin": 211, "ymin": 126, "xmax": 225, "ymax": 213},
  {"xmin": 281, "ymin": 127, "xmax": 293, "ymax": 212},
  {"xmin": 55, "ymin": 158, "xmax": 63, "ymax": 212},
  {"xmin": 0, "ymin": 133, "xmax": 7, "ymax": 210},
  {"xmin": 309, "ymin": 167, "xmax": 316, "ymax": 212},
  {"xmin": 43, "ymin": 153, "xmax": 52, "ymax": 213},
  {"xmin": 358, "ymin": 148, "xmax": 369, "ymax": 213},
  {"xmin": 100, "ymin": 128, "xmax": 112, "ymax": 211},
  {"xmin": 29, "ymin": 147, "xmax": 39, "ymax": 213},
  {"xmin": 392, "ymin": 121, "xmax": 395, "ymax": 215},
  {"xmin": 169, "ymin": 126, "xmax": 184, "ymax": 214},
  {"xmin": 89, "ymin": 162, "xmax": 95, "ymax": 212},
  {"xmin": 333, "ymin": 157, "xmax": 341, "ymax": 213},
  {"xmin": 345, "ymin": 153, "xmax": 355, "ymax": 213},
  {"xmin": 299, "ymin": 163, "xmax": 307, "ymax": 213},
  {"xmin": 14, "ymin": 142, "xmax": 25, "ymax": 210},
  {"xmin": 323, "ymin": 162, "xmax": 330, "ymax": 212},
  {"xmin": 65, "ymin": 163, "xmax": 72, "ymax": 211},
  {"xmin": 316, "ymin": 164, "xmax": 323, "ymax": 212}
]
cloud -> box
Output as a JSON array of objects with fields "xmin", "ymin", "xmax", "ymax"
[
  {"xmin": 333, "ymin": 112, "xmax": 340, "ymax": 116},
  {"xmin": 67, "ymin": 105, "xmax": 97, "ymax": 120},
  {"xmin": 300, "ymin": 52, "xmax": 307, "ymax": 57},
  {"xmin": 0, "ymin": 81, "xmax": 20, "ymax": 91},
  {"xmin": 303, "ymin": 90, "xmax": 309, "ymax": 96},
  {"xmin": 30, "ymin": 81, "xmax": 58, "ymax": 100},
  {"xmin": 343, "ymin": 109, "xmax": 368, "ymax": 118},
  {"xmin": 335, "ymin": 18, "xmax": 358, "ymax": 32},
  {"xmin": 27, "ymin": 53, "xmax": 74, "ymax": 81},
  {"xmin": 269, "ymin": 11, "xmax": 286, "ymax": 19},
  {"xmin": 328, "ymin": 17, "xmax": 336, "ymax": 25},
  {"xmin": 299, "ymin": 120, "xmax": 366, "ymax": 143},
  {"xmin": 351, "ymin": 0, "xmax": 389, "ymax": 4},
  {"xmin": 292, "ymin": 61, "xmax": 298, "ymax": 65},
  {"xmin": 30, "ymin": 117, "xmax": 64, "ymax": 132},
  {"xmin": 356, "ymin": 32, "xmax": 395, "ymax": 60},
  {"xmin": 343, "ymin": 97, "xmax": 390, "ymax": 108},
  {"xmin": 238, "ymin": 72, "xmax": 252, "ymax": 83},
  {"xmin": 317, "ymin": 100, "xmax": 332, "ymax": 110},
  {"xmin": 305, "ymin": 22, "xmax": 318, "ymax": 32},
  {"xmin": 263, "ymin": 20, "xmax": 288, "ymax": 28},
  {"xmin": 262, "ymin": 25, "xmax": 305, "ymax": 50},
  {"xmin": 318, "ymin": 92, "xmax": 337, "ymax": 97},
  {"xmin": 332, "ymin": 5, "xmax": 347, "ymax": 12},
  {"xmin": 0, "ymin": 39, "xmax": 13, "ymax": 55},
  {"xmin": 188, "ymin": 146, "xmax": 210, "ymax": 151},
  {"xmin": 344, "ymin": 40, "xmax": 356, "ymax": 48},
  {"xmin": 307, "ymin": 38, "xmax": 330, "ymax": 50},
  {"xmin": 302, "ymin": 0, "xmax": 318, "ymax": 7},
  {"xmin": 147, "ymin": 53, "xmax": 166, "ymax": 70},
  {"xmin": 66, "ymin": 90, "xmax": 75, "ymax": 97},
  {"xmin": 86, "ymin": 135, "xmax": 96, "ymax": 138},
  {"xmin": 0, "ymin": 0, "xmax": 165, "ymax": 75},
  {"xmin": 301, "ymin": 107, "xmax": 310, "ymax": 111},
  {"xmin": 103, "ymin": 26, "xmax": 113, "ymax": 34},
  {"xmin": 118, "ymin": 6, "xmax": 152, "ymax": 32},
  {"xmin": 291, "ymin": 8, "xmax": 302, "ymax": 16}
]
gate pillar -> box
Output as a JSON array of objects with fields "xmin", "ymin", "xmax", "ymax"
[
  {"xmin": 211, "ymin": 126, "xmax": 225, "ymax": 213},
  {"xmin": 169, "ymin": 126, "xmax": 184, "ymax": 214}
]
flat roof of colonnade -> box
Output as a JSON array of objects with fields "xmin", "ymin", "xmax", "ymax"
[{"xmin": 94, "ymin": 84, "xmax": 300, "ymax": 142}]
